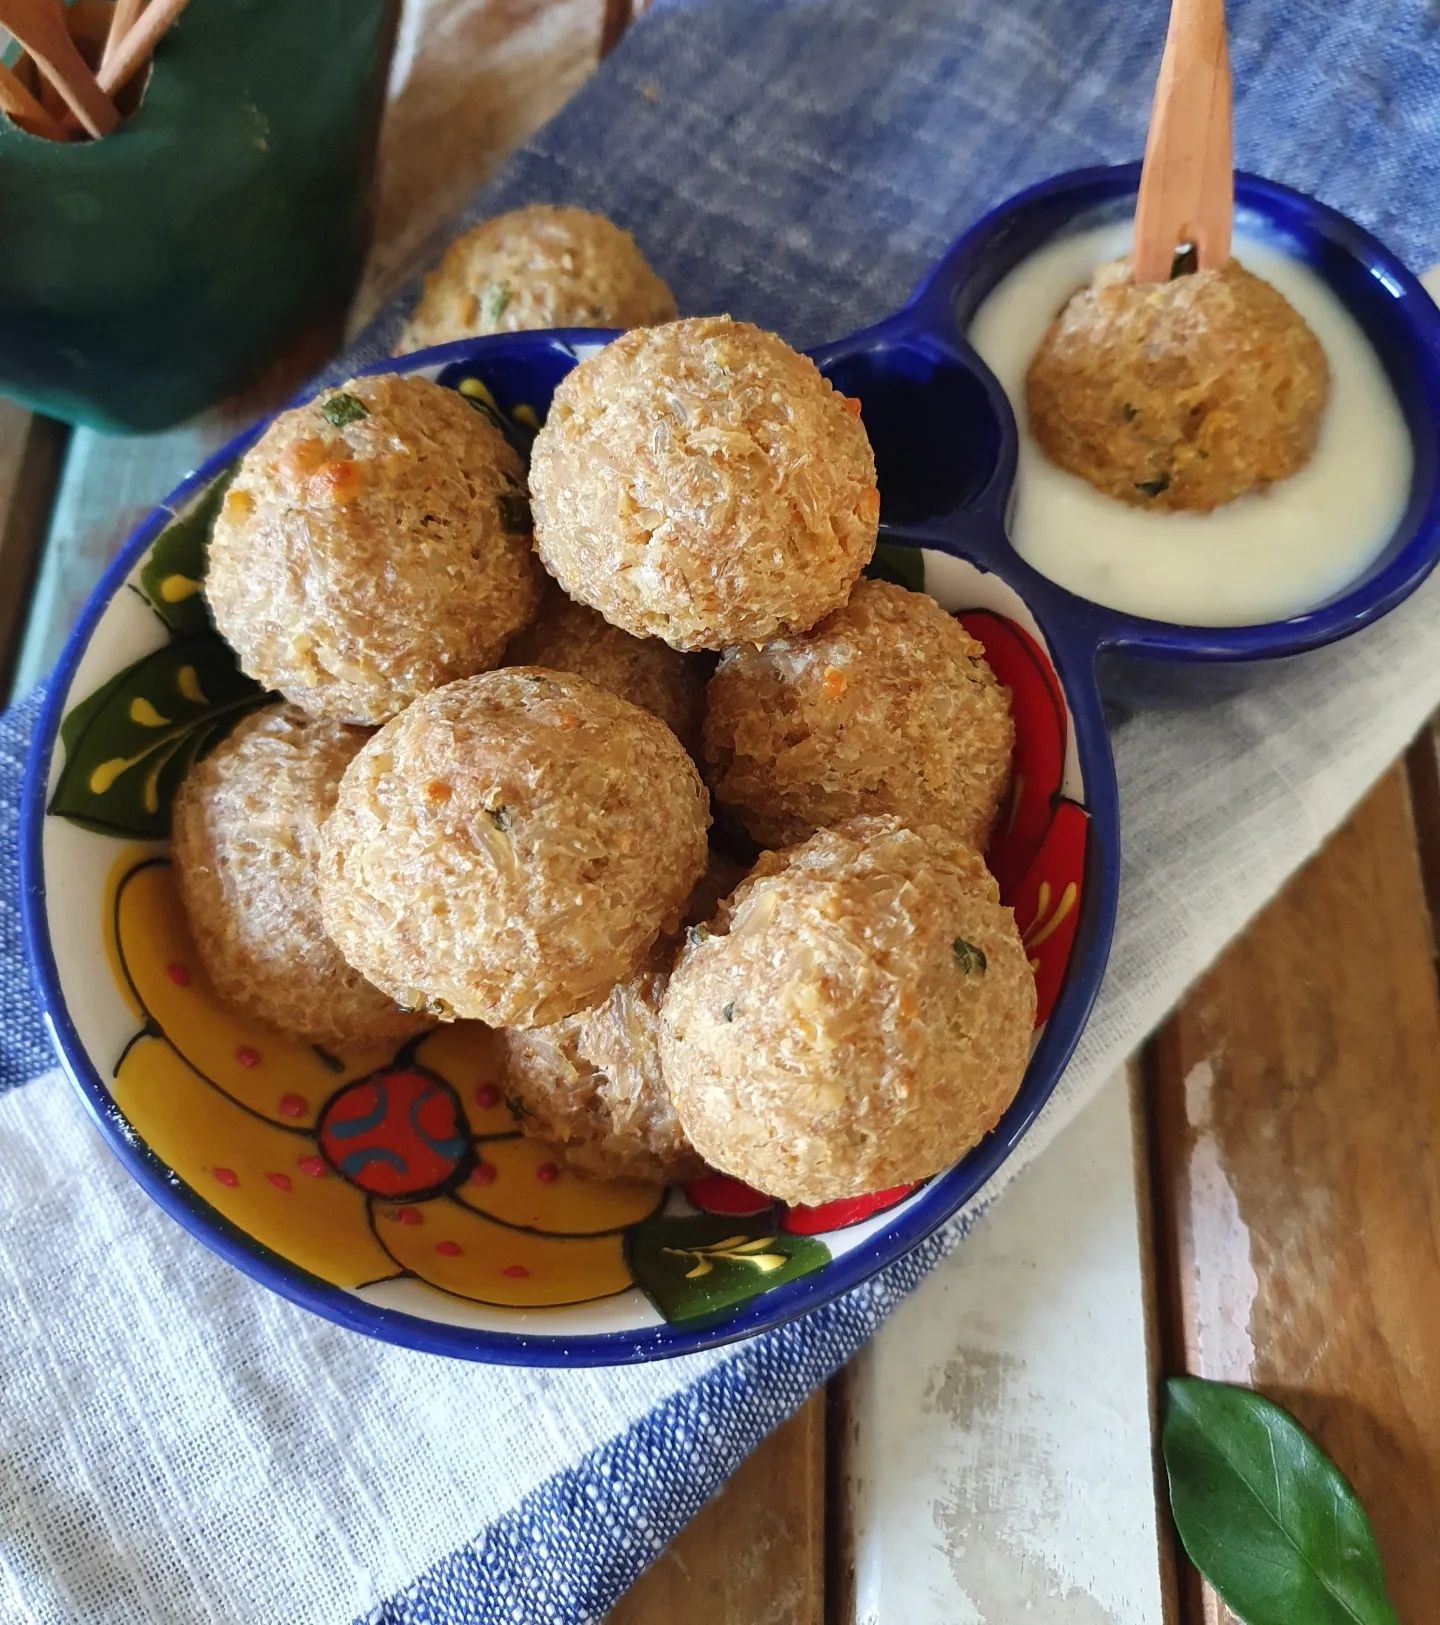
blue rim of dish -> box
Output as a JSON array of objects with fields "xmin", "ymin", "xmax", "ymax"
[{"xmin": 20, "ymin": 324, "xmax": 1120, "ymax": 1367}]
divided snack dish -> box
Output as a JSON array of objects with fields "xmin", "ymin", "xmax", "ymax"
[
  {"xmin": 868, "ymin": 163, "xmax": 1440, "ymax": 672},
  {"xmin": 22, "ymin": 166, "xmax": 1440, "ymax": 1365}
]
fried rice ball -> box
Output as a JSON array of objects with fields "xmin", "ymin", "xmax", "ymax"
[
  {"xmin": 207, "ymin": 374, "xmax": 543, "ymax": 725},
  {"xmin": 397, "ymin": 205, "xmax": 677, "ymax": 353},
  {"xmin": 1025, "ymin": 257, "xmax": 1330, "ymax": 512},
  {"xmin": 529, "ymin": 317, "xmax": 879, "ymax": 650},
  {"xmin": 660, "ymin": 818, "xmax": 1036, "ymax": 1205},
  {"xmin": 703, "ymin": 578, "xmax": 1013, "ymax": 849},
  {"xmin": 506, "ymin": 588, "xmax": 704, "ymax": 753},
  {"xmin": 319, "ymin": 668, "xmax": 710, "ymax": 1029},
  {"xmin": 171, "ymin": 704, "xmax": 429, "ymax": 1048},
  {"xmin": 497, "ymin": 944, "xmax": 704, "ymax": 1185},
  {"xmin": 493, "ymin": 846, "xmax": 741, "ymax": 1183}
]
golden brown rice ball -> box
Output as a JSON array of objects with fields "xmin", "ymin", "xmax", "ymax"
[
  {"xmin": 397, "ymin": 205, "xmax": 677, "ymax": 353},
  {"xmin": 529, "ymin": 317, "xmax": 879, "ymax": 650},
  {"xmin": 703, "ymin": 578, "xmax": 1013, "ymax": 849},
  {"xmin": 1025, "ymin": 258, "xmax": 1329, "ymax": 512},
  {"xmin": 497, "ymin": 944, "xmax": 703, "ymax": 1185},
  {"xmin": 207, "ymin": 374, "xmax": 543, "ymax": 725},
  {"xmin": 319, "ymin": 668, "xmax": 710, "ymax": 1029},
  {"xmin": 505, "ymin": 588, "xmax": 704, "ymax": 753},
  {"xmin": 171, "ymin": 705, "xmax": 429, "ymax": 1048},
  {"xmin": 660, "ymin": 818, "xmax": 1035, "ymax": 1204},
  {"xmin": 492, "ymin": 846, "xmax": 741, "ymax": 1183}
]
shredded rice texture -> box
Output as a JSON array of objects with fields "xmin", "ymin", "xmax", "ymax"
[
  {"xmin": 207, "ymin": 374, "xmax": 542, "ymax": 725},
  {"xmin": 1025, "ymin": 258, "xmax": 1329, "ymax": 511},
  {"xmin": 660, "ymin": 818, "xmax": 1035, "ymax": 1204},
  {"xmin": 398, "ymin": 205, "xmax": 676, "ymax": 352},
  {"xmin": 506, "ymin": 587, "xmax": 704, "ymax": 754},
  {"xmin": 319, "ymin": 668, "xmax": 710, "ymax": 1029},
  {"xmin": 171, "ymin": 704, "xmax": 429, "ymax": 1048},
  {"xmin": 703, "ymin": 578, "xmax": 1013, "ymax": 848},
  {"xmin": 494, "ymin": 848, "xmax": 744, "ymax": 1183},
  {"xmin": 530, "ymin": 317, "xmax": 879, "ymax": 649}
]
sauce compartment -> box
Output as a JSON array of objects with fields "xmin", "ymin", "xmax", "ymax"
[
  {"xmin": 896, "ymin": 164, "xmax": 1440, "ymax": 670},
  {"xmin": 812, "ymin": 332, "xmax": 1009, "ymax": 526}
]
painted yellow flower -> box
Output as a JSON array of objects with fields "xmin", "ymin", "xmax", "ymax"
[{"xmin": 109, "ymin": 854, "xmax": 660, "ymax": 1310}]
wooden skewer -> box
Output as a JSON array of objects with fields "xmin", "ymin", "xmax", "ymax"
[
  {"xmin": 96, "ymin": 0, "xmax": 186, "ymax": 96},
  {"xmin": 0, "ymin": 51, "xmax": 67, "ymax": 138},
  {"xmin": 0, "ymin": 0, "xmax": 117, "ymax": 137},
  {"xmin": 1132, "ymin": 0, "xmax": 1233, "ymax": 283},
  {"xmin": 100, "ymin": 0, "xmax": 146, "ymax": 77}
]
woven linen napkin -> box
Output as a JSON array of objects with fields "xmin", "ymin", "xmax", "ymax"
[{"xmin": 4, "ymin": 2, "xmax": 1440, "ymax": 1621}]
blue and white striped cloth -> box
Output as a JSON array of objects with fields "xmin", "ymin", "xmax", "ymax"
[{"xmin": 3, "ymin": 2, "xmax": 1439, "ymax": 1620}]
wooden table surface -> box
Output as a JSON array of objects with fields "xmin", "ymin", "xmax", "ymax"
[{"xmin": 5, "ymin": 3, "xmax": 1438, "ymax": 1620}]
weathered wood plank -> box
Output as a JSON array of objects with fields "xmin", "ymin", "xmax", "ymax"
[
  {"xmin": 0, "ymin": 402, "xmax": 66, "ymax": 691},
  {"xmin": 1150, "ymin": 766, "xmax": 1440, "ymax": 1623},
  {"xmin": 604, "ymin": 1394, "xmax": 825, "ymax": 1625},
  {"xmin": 1406, "ymin": 723, "xmax": 1440, "ymax": 974},
  {"xmin": 839, "ymin": 1070, "xmax": 1168, "ymax": 1625}
]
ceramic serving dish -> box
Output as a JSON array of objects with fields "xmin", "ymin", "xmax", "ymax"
[{"xmin": 22, "ymin": 166, "xmax": 1440, "ymax": 1365}]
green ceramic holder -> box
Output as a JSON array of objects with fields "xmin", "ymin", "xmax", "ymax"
[{"xmin": 0, "ymin": 0, "xmax": 397, "ymax": 433}]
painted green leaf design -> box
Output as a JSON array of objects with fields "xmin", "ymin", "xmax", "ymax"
[
  {"xmin": 864, "ymin": 541, "xmax": 925, "ymax": 594},
  {"xmin": 1163, "ymin": 1377, "xmax": 1399, "ymax": 1625},
  {"xmin": 627, "ymin": 1210, "xmax": 828, "ymax": 1327},
  {"xmin": 136, "ymin": 468, "xmax": 234, "ymax": 635},
  {"xmin": 454, "ymin": 377, "xmax": 538, "ymax": 463},
  {"xmin": 49, "ymin": 632, "xmax": 265, "ymax": 838}
]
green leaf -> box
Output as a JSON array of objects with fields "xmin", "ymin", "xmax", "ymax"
[
  {"xmin": 864, "ymin": 541, "xmax": 925, "ymax": 594},
  {"xmin": 320, "ymin": 391, "xmax": 369, "ymax": 427},
  {"xmin": 482, "ymin": 280, "xmax": 512, "ymax": 326},
  {"xmin": 49, "ymin": 632, "xmax": 266, "ymax": 839},
  {"xmin": 952, "ymin": 937, "xmax": 987, "ymax": 974},
  {"xmin": 627, "ymin": 1211, "xmax": 828, "ymax": 1327},
  {"xmin": 136, "ymin": 468, "xmax": 234, "ymax": 635},
  {"xmin": 1163, "ymin": 1377, "xmax": 1399, "ymax": 1625},
  {"xmin": 1135, "ymin": 474, "xmax": 1171, "ymax": 498}
]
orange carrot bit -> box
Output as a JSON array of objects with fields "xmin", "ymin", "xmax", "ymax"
[
  {"xmin": 309, "ymin": 460, "xmax": 363, "ymax": 507},
  {"xmin": 558, "ymin": 711, "xmax": 580, "ymax": 731},
  {"xmin": 279, "ymin": 437, "xmax": 328, "ymax": 483},
  {"xmin": 842, "ymin": 395, "xmax": 863, "ymax": 417},
  {"xmin": 822, "ymin": 665, "xmax": 848, "ymax": 700},
  {"xmin": 897, "ymin": 987, "xmax": 918, "ymax": 1022},
  {"xmin": 223, "ymin": 488, "xmax": 255, "ymax": 520}
]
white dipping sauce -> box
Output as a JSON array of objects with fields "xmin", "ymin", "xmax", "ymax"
[{"xmin": 967, "ymin": 220, "xmax": 1412, "ymax": 625}]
